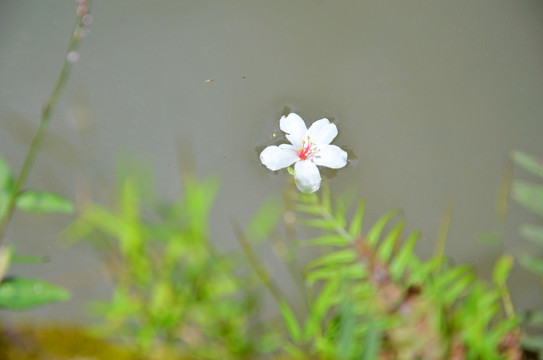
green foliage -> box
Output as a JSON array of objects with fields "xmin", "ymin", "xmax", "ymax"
[
  {"xmin": 0, "ymin": 156, "xmax": 72, "ymax": 311},
  {"xmin": 15, "ymin": 190, "xmax": 74, "ymax": 214},
  {"xmin": 511, "ymin": 150, "xmax": 543, "ymax": 354},
  {"xmin": 0, "ymin": 277, "xmax": 70, "ymax": 310},
  {"xmin": 66, "ymin": 173, "xmax": 263, "ymax": 359},
  {"xmin": 274, "ymin": 184, "xmax": 520, "ymax": 359}
]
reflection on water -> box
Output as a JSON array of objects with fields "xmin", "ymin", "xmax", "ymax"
[{"xmin": 1, "ymin": 0, "xmax": 543, "ymax": 322}]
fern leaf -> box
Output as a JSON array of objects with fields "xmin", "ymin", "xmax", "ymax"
[
  {"xmin": 348, "ymin": 199, "xmax": 366, "ymax": 238},
  {"xmin": 367, "ymin": 210, "xmax": 401, "ymax": 247},
  {"xmin": 389, "ymin": 230, "xmax": 419, "ymax": 281},
  {"xmin": 376, "ymin": 220, "xmax": 405, "ymax": 263},
  {"xmin": 306, "ymin": 264, "xmax": 366, "ymax": 286},
  {"xmin": 304, "ymin": 278, "xmax": 340, "ymax": 341},
  {"xmin": 306, "ymin": 249, "xmax": 358, "ymax": 270},
  {"xmin": 298, "ymin": 218, "xmax": 337, "ymax": 231},
  {"xmin": 441, "ymin": 272, "xmax": 474, "ymax": 306},
  {"xmin": 297, "ymin": 234, "xmax": 348, "ymax": 247},
  {"xmin": 333, "ymin": 198, "xmax": 347, "ymax": 229}
]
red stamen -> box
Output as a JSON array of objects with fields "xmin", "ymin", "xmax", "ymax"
[{"xmin": 298, "ymin": 137, "xmax": 314, "ymax": 160}]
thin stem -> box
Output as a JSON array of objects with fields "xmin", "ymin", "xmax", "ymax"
[
  {"xmin": 281, "ymin": 182, "xmax": 311, "ymax": 311},
  {"xmin": 232, "ymin": 221, "xmax": 287, "ymax": 307},
  {"xmin": 0, "ymin": 13, "xmax": 88, "ymax": 243}
]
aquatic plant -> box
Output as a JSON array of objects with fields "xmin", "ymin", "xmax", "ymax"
[
  {"xmin": 0, "ymin": 1, "xmax": 91, "ymax": 311},
  {"xmin": 260, "ymin": 113, "xmax": 348, "ymax": 193},
  {"xmin": 240, "ymin": 183, "xmax": 522, "ymax": 359}
]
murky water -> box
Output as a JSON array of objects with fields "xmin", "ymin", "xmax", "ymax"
[{"xmin": 1, "ymin": 0, "xmax": 543, "ymax": 322}]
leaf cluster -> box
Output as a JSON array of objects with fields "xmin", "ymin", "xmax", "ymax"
[
  {"xmin": 0, "ymin": 156, "xmax": 71, "ymax": 310},
  {"xmin": 65, "ymin": 174, "xmax": 263, "ymax": 359},
  {"xmin": 275, "ymin": 184, "xmax": 521, "ymax": 359}
]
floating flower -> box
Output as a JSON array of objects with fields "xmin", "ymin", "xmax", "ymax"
[{"xmin": 260, "ymin": 113, "xmax": 348, "ymax": 193}]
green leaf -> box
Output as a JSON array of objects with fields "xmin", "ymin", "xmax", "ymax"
[
  {"xmin": 367, "ymin": 210, "xmax": 401, "ymax": 247},
  {"xmin": 299, "ymin": 218, "xmax": 337, "ymax": 231},
  {"xmin": 348, "ymin": 199, "xmax": 365, "ymax": 238},
  {"xmin": 0, "ymin": 277, "xmax": 70, "ymax": 310},
  {"xmin": 298, "ymin": 234, "xmax": 347, "ymax": 247},
  {"xmin": 441, "ymin": 272, "xmax": 474, "ymax": 305},
  {"xmin": 436, "ymin": 265, "xmax": 471, "ymax": 290},
  {"xmin": 336, "ymin": 296, "xmax": 356, "ymax": 360},
  {"xmin": 376, "ymin": 220, "xmax": 404, "ymax": 263},
  {"xmin": 304, "ymin": 279, "xmax": 339, "ymax": 341},
  {"xmin": 519, "ymin": 224, "xmax": 543, "ymax": 245},
  {"xmin": 389, "ymin": 230, "xmax": 419, "ymax": 281},
  {"xmin": 361, "ymin": 319, "xmax": 381, "ymax": 360},
  {"xmin": 279, "ymin": 300, "xmax": 302, "ymax": 343},
  {"xmin": 511, "ymin": 150, "xmax": 543, "ymax": 178},
  {"xmin": 306, "ymin": 263, "xmax": 366, "ymax": 286},
  {"xmin": 492, "ymin": 254, "xmax": 514, "ymax": 286},
  {"xmin": 246, "ymin": 196, "xmax": 283, "ymax": 243},
  {"xmin": 511, "ymin": 181, "xmax": 543, "ymax": 217},
  {"xmin": 0, "ymin": 156, "xmax": 13, "ymax": 192},
  {"xmin": 333, "ymin": 198, "xmax": 346, "ymax": 229},
  {"xmin": 306, "ymin": 249, "xmax": 358, "ymax": 270},
  {"xmin": 287, "ymin": 166, "xmax": 296, "ymax": 176},
  {"xmin": 16, "ymin": 190, "xmax": 74, "ymax": 214}
]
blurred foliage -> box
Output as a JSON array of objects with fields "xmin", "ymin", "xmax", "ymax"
[
  {"xmin": 253, "ymin": 184, "xmax": 523, "ymax": 359},
  {"xmin": 510, "ymin": 150, "xmax": 543, "ymax": 354},
  {"xmin": 57, "ymin": 167, "xmax": 529, "ymax": 359},
  {"xmin": 65, "ymin": 173, "xmax": 268, "ymax": 359},
  {"xmin": 0, "ymin": 156, "xmax": 71, "ymax": 311}
]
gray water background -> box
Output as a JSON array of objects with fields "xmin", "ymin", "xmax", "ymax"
[{"xmin": 1, "ymin": 0, "xmax": 543, "ymax": 323}]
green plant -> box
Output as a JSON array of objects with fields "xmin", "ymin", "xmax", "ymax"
[
  {"xmin": 65, "ymin": 172, "xmax": 267, "ymax": 359},
  {"xmin": 0, "ymin": 1, "xmax": 90, "ymax": 311},
  {"xmin": 510, "ymin": 150, "xmax": 543, "ymax": 354},
  {"xmin": 247, "ymin": 183, "xmax": 521, "ymax": 359}
]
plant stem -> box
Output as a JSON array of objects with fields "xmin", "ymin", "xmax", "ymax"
[
  {"xmin": 0, "ymin": 13, "xmax": 87, "ymax": 244},
  {"xmin": 232, "ymin": 221, "xmax": 287, "ymax": 307}
]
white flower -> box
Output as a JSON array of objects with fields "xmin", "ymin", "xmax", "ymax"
[{"xmin": 260, "ymin": 113, "xmax": 348, "ymax": 193}]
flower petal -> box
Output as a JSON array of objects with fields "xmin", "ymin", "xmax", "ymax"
[
  {"xmin": 280, "ymin": 113, "xmax": 307, "ymax": 148},
  {"xmin": 313, "ymin": 145, "xmax": 348, "ymax": 169},
  {"xmin": 260, "ymin": 145, "xmax": 298, "ymax": 171},
  {"xmin": 294, "ymin": 160, "xmax": 321, "ymax": 193},
  {"xmin": 306, "ymin": 118, "xmax": 338, "ymax": 145}
]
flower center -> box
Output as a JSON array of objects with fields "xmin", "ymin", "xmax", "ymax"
[{"xmin": 298, "ymin": 136, "xmax": 317, "ymax": 160}]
